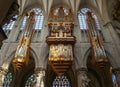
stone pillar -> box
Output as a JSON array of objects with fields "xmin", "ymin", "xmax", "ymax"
[
  {"xmin": 34, "ymin": 68, "xmax": 45, "ymax": 87},
  {"xmin": 77, "ymin": 68, "xmax": 90, "ymax": 87},
  {"xmin": 0, "ymin": 63, "xmax": 8, "ymax": 86},
  {"xmin": 113, "ymin": 69, "xmax": 120, "ymax": 87}
]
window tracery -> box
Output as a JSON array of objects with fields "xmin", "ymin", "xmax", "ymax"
[
  {"xmin": 3, "ymin": 72, "xmax": 12, "ymax": 87},
  {"xmin": 2, "ymin": 15, "xmax": 18, "ymax": 30},
  {"xmin": 52, "ymin": 75, "xmax": 70, "ymax": 87},
  {"xmin": 78, "ymin": 8, "xmax": 101, "ymax": 30},
  {"xmin": 25, "ymin": 74, "xmax": 36, "ymax": 87},
  {"xmin": 20, "ymin": 8, "xmax": 44, "ymax": 30}
]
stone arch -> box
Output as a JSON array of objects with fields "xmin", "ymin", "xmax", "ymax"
[
  {"xmin": 83, "ymin": 47, "xmax": 91, "ymax": 68},
  {"xmin": 79, "ymin": 4, "xmax": 101, "ymax": 17},
  {"xmin": 45, "ymin": 64, "xmax": 76, "ymax": 87},
  {"xmin": 29, "ymin": 47, "xmax": 39, "ymax": 68},
  {"xmin": 73, "ymin": 53, "xmax": 81, "ymax": 70},
  {"xmin": 51, "ymin": 5, "xmax": 73, "ymax": 13},
  {"xmin": 2, "ymin": 47, "xmax": 39, "ymax": 69},
  {"xmin": 78, "ymin": 4, "xmax": 103, "ymax": 28},
  {"xmin": 43, "ymin": 53, "xmax": 49, "ymax": 69},
  {"xmin": 23, "ymin": 3, "xmax": 44, "ymax": 16},
  {"xmin": 83, "ymin": 47, "xmax": 118, "ymax": 69}
]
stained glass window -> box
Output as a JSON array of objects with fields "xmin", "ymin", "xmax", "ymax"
[
  {"xmin": 3, "ymin": 72, "xmax": 12, "ymax": 87},
  {"xmin": 20, "ymin": 8, "xmax": 44, "ymax": 30},
  {"xmin": 2, "ymin": 15, "xmax": 18, "ymax": 30},
  {"xmin": 112, "ymin": 73, "xmax": 119, "ymax": 87},
  {"xmin": 20, "ymin": 16, "xmax": 28, "ymax": 30},
  {"xmin": 52, "ymin": 75, "xmax": 70, "ymax": 87},
  {"xmin": 25, "ymin": 74, "xmax": 36, "ymax": 87},
  {"xmin": 78, "ymin": 8, "xmax": 101, "ymax": 30}
]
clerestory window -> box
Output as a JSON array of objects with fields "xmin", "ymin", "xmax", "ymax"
[
  {"xmin": 2, "ymin": 15, "xmax": 18, "ymax": 30},
  {"xmin": 78, "ymin": 8, "xmax": 101, "ymax": 30},
  {"xmin": 20, "ymin": 8, "xmax": 44, "ymax": 30}
]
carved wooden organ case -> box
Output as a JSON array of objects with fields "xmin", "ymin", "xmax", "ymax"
[
  {"xmin": 46, "ymin": 7, "xmax": 76, "ymax": 76},
  {"xmin": 12, "ymin": 12, "xmax": 35, "ymax": 70},
  {"xmin": 86, "ymin": 11, "xmax": 108, "ymax": 69}
]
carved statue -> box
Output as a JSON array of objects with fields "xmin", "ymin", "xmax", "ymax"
[
  {"xmin": 35, "ymin": 70, "xmax": 45, "ymax": 87},
  {"xmin": 0, "ymin": 63, "xmax": 8, "ymax": 86}
]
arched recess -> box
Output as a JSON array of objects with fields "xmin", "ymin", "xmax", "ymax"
[
  {"xmin": 83, "ymin": 48, "xmax": 115, "ymax": 87},
  {"xmin": 2, "ymin": 47, "xmax": 37, "ymax": 87},
  {"xmin": 19, "ymin": 55, "xmax": 35, "ymax": 87},
  {"xmin": 83, "ymin": 47, "xmax": 118, "ymax": 69},
  {"xmin": 3, "ymin": 47, "xmax": 39, "ymax": 68},
  {"xmin": 45, "ymin": 64, "xmax": 76, "ymax": 87},
  {"xmin": 22, "ymin": 2, "xmax": 44, "ymax": 16}
]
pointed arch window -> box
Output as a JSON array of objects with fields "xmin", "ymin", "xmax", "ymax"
[
  {"xmin": 3, "ymin": 72, "xmax": 12, "ymax": 87},
  {"xmin": 78, "ymin": 8, "xmax": 101, "ymax": 30},
  {"xmin": 20, "ymin": 8, "xmax": 44, "ymax": 30},
  {"xmin": 25, "ymin": 74, "xmax": 36, "ymax": 87},
  {"xmin": 52, "ymin": 75, "xmax": 70, "ymax": 87},
  {"xmin": 2, "ymin": 15, "xmax": 18, "ymax": 30}
]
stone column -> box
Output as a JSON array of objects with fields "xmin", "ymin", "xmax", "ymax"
[
  {"xmin": 0, "ymin": 63, "xmax": 8, "ymax": 86},
  {"xmin": 77, "ymin": 68, "xmax": 90, "ymax": 87},
  {"xmin": 113, "ymin": 68, "xmax": 120, "ymax": 87},
  {"xmin": 34, "ymin": 68, "xmax": 45, "ymax": 87}
]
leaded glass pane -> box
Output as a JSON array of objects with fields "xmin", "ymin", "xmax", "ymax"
[
  {"xmin": 2, "ymin": 15, "xmax": 18, "ymax": 30},
  {"xmin": 78, "ymin": 8, "xmax": 101, "ymax": 30},
  {"xmin": 25, "ymin": 74, "xmax": 36, "ymax": 87},
  {"xmin": 20, "ymin": 8, "xmax": 44, "ymax": 30},
  {"xmin": 3, "ymin": 72, "xmax": 12, "ymax": 87},
  {"xmin": 52, "ymin": 75, "xmax": 70, "ymax": 87}
]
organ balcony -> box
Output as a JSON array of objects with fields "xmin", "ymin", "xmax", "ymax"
[{"xmin": 46, "ymin": 22, "xmax": 76, "ymax": 45}]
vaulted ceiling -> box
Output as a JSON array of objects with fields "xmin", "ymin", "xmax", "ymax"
[
  {"xmin": 0, "ymin": 0, "xmax": 119, "ymax": 30},
  {"xmin": 17, "ymin": 0, "xmax": 103, "ymax": 15}
]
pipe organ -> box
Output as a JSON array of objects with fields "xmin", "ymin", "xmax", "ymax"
[
  {"xmin": 12, "ymin": 12, "xmax": 35, "ymax": 70},
  {"xmin": 46, "ymin": 7, "xmax": 76, "ymax": 76},
  {"xmin": 86, "ymin": 11, "xmax": 108, "ymax": 68}
]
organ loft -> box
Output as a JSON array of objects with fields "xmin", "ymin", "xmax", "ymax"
[{"xmin": 0, "ymin": 0, "xmax": 120, "ymax": 87}]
